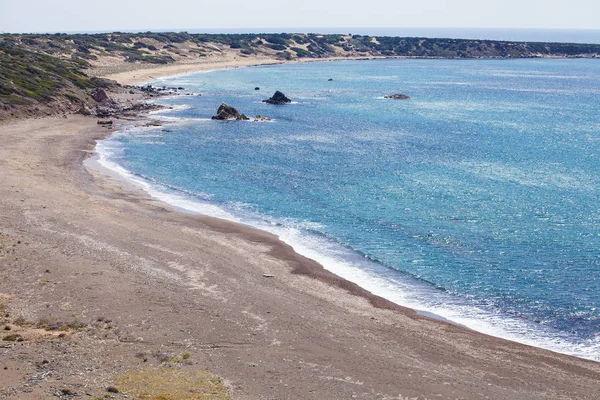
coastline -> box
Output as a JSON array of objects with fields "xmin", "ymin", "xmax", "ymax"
[
  {"xmin": 101, "ymin": 58, "xmax": 600, "ymax": 361},
  {"xmin": 1, "ymin": 62, "xmax": 600, "ymax": 399},
  {"xmin": 100, "ymin": 55, "xmax": 386, "ymax": 86}
]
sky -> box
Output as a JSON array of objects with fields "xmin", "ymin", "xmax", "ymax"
[{"xmin": 0, "ymin": 0, "xmax": 599, "ymax": 34}]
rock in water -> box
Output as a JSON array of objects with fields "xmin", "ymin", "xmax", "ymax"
[
  {"xmin": 255, "ymin": 87, "xmax": 260, "ymax": 90},
  {"xmin": 384, "ymin": 94, "xmax": 411, "ymax": 100},
  {"xmin": 263, "ymin": 91, "xmax": 291, "ymax": 105},
  {"xmin": 211, "ymin": 103, "xmax": 249, "ymax": 121}
]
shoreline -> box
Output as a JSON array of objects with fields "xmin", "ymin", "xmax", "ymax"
[
  {"xmin": 85, "ymin": 120, "xmax": 423, "ymax": 318},
  {"xmin": 101, "ymin": 55, "xmax": 390, "ymax": 85},
  {"xmin": 101, "ymin": 54, "xmax": 591, "ymax": 87},
  {"xmin": 92, "ymin": 126, "xmax": 591, "ymax": 359},
  {"xmin": 2, "ymin": 119, "xmax": 600, "ymax": 400},
  {"xmin": 100, "ymin": 59, "xmax": 600, "ymax": 361},
  {"xmin": 1, "ymin": 63, "xmax": 600, "ymax": 398}
]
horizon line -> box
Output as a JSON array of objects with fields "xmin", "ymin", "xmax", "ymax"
[{"xmin": 3, "ymin": 26, "xmax": 600, "ymax": 35}]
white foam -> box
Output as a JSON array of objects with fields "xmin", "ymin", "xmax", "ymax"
[
  {"xmin": 137, "ymin": 68, "xmax": 219, "ymax": 86},
  {"xmin": 149, "ymin": 104, "xmax": 192, "ymax": 114}
]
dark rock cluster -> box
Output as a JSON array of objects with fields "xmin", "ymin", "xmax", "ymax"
[
  {"xmin": 90, "ymin": 88, "xmax": 109, "ymax": 103},
  {"xmin": 211, "ymin": 103, "xmax": 249, "ymax": 121},
  {"xmin": 263, "ymin": 91, "xmax": 291, "ymax": 105},
  {"xmin": 384, "ymin": 94, "xmax": 411, "ymax": 100},
  {"xmin": 137, "ymin": 85, "xmax": 186, "ymax": 95}
]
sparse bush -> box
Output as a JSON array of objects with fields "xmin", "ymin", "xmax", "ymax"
[
  {"xmin": 116, "ymin": 367, "xmax": 230, "ymax": 400},
  {"xmin": 291, "ymin": 47, "xmax": 310, "ymax": 57}
]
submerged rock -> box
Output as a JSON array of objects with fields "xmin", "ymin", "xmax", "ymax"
[
  {"xmin": 263, "ymin": 91, "xmax": 291, "ymax": 105},
  {"xmin": 211, "ymin": 103, "xmax": 249, "ymax": 121},
  {"xmin": 384, "ymin": 93, "xmax": 411, "ymax": 100}
]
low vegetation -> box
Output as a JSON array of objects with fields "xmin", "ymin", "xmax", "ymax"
[
  {"xmin": 115, "ymin": 367, "xmax": 230, "ymax": 400},
  {"xmin": 0, "ymin": 40, "xmax": 115, "ymax": 119}
]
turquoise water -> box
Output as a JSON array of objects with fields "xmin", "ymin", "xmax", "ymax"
[{"xmin": 98, "ymin": 59, "xmax": 600, "ymax": 360}]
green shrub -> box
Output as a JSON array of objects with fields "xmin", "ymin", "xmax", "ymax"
[{"xmin": 290, "ymin": 47, "xmax": 310, "ymax": 57}]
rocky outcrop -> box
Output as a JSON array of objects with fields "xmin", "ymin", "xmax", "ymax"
[
  {"xmin": 90, "ymin": 88, "xmax": 109, "ymax": 103},
  {"xmin": 77, "ymin": 105, "xmax": 93, "ymax": 116},
  {"xmin": 263, "ymin": 91, "xmax": 291, "ymax": 105},
  {"xmin": 211, "ymin": 103, "xmax": 249, "ymax": 121},
  {"xmin": 97, "ymin": 120, "xmax": 113, "ymax": 126},
  {"xmin": 384, "ymin": 94, "xmax": 411, "ymax": 100},
  {"xmin": 253, "ymin": 115, "xmax": 272, "ymax": 122}
]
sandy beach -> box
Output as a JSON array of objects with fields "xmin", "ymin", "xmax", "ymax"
[
  {"xmin": 101, "ymin": 57, "xmax": 285, "ymax": 86},
  {"xmin": 1, "ymin": 61, "xmax": 600, "ymax": 399},
  {"xmin": 98, "ymin": 53, "xmax": 383, "ymax": 86}
]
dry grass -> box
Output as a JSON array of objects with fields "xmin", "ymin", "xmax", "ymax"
[{"xmin": 115, "ymin": 367, "xmax": 230, "ymax": 400}]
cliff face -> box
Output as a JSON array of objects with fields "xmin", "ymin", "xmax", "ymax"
[{"xmin": 1, "ymin": 32, "xmax": 599, "ymax": 120}]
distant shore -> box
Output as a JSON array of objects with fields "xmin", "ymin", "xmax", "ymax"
[
  {"xmin": 3, "ymin": 31, "xmax": 599, "ymax": 120},
  {"xmin": 101, "ymin": 57, "xmax": 284, "ymax": 85},
  {"xmin": 100, "ymin": 55, "xmax": 384, "ymax": 85}
]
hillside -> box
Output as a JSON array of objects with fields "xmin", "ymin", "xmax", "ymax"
[{"xmin": 1, "ymin": 32, "xmax": 599, "ymax": 120}]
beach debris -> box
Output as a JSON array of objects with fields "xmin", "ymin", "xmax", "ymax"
[
  {"xmin": 262, "ymin": 274, "xmax": 274, "ymax": 278},
  {"xmin": 384, "ymin": 93, "xmax": 411, "ymax": 100},
  {"xmin": 211, "ymin": 103, "xmax": 249, "ymax": 121},
  {"xmin": 263, "ymin": 91, "xmax": 291, "ymax": 105}
]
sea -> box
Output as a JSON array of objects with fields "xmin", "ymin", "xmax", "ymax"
[{"xmin": 95, "ymin": 58, "xmax": 600, "ymax": 361}]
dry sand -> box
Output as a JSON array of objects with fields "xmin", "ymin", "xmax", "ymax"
[{"xmin": 1, "ymin": 67, "xmax": 600, "ymax": 399}]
